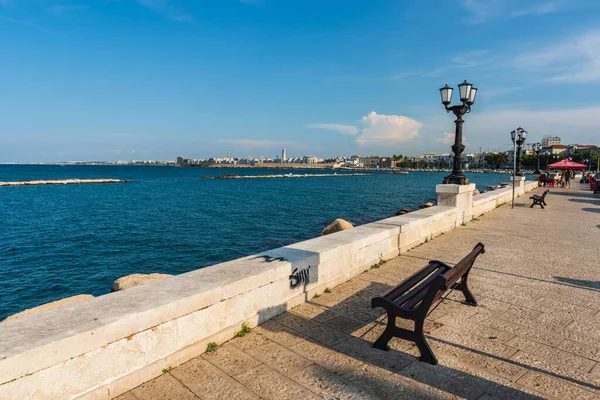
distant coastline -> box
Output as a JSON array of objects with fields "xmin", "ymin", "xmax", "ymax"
[{"xmin": 0, "ymin": 162, "xmax": 529, "ymax": 175}]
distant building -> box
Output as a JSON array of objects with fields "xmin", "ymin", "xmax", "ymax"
[
  {"xmin": 282, "ymin": 148, "xmax": 287, "ymax": 163},
  {"xmin": 176, "ymin": 156, "xmax": 185, "ymax": 166},
  {"xmin": 565, "ymin": 144, "xmax": 599, "ymax": 156},
  {"xmin": 430, "ymin": 154, "xmax": 452, "ymax": 165},
  {"xmin": 417, "ymin": 152, "xmax": 437, "ymax": 160},
  {"xmin": 508, "ymin": 148, "xmax": 531, "ymax": 166},
  {"xmin": 541, "ymin": 136, "xmax": 561, "ymax": 147},
  {"xmin": 540, "ymin": 144, "xmax": 569, "ymax": 156},
  {"xmin": 304, "ymin": 155, "xmax": 318, "ymax": 164},
  {"xmin": 360, "ymin": 155, "xmax": 380, "ymax": 168}
]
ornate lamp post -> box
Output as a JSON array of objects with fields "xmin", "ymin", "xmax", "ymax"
[
  {"xmin": 439, "ymin": 80, "xmax": 477, "ymax": 185},
  {"xmin": 583, "ymin": 158, "xmax": 590, "ymax": 182},
  {"xmin": 511, "ymin": 127, "xmax": 528, "ymax": 176},
  {"xmin": 532, "ymin": 142, "xmax": 542, "ymax": 174}
]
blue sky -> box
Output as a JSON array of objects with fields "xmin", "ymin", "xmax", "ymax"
[{"xmin": 1, "ymin": 0, "xmax": 599, "ymax": 162}]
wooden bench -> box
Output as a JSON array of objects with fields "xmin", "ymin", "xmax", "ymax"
[
  {"xmin": 371, "ymin": 243, "xmax": 486, "ymax": 365},
  {"xmin": 530, "ymin": 190, "xmax": 549, "ymax": 209}
]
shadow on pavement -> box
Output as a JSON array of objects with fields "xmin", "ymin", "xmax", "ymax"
[
  {"xmin": 548, "ymin": 191, "xmax": 597, "ymax": 199},
  {"xmin": 568, "ymin": 198, "xmax": 600, "ymax": 206},
  {"xmin": 553, "ymin": 276, "xmax": 600, "ymax": 291},
  {"xmin": 581, "ymin": 207, "xmax": 600, "ymax": 214},
  {"xmin": 255, "ymin": 280, "xmax": 576, "ymax": 399},
  {"xmin": 477, "ymin": 267, "xmax": 600, "ymax": 293}
]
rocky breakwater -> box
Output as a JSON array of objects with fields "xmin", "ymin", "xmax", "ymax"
[
  {"xmin": 2, "ymin": 295, "xmax": 94, "ymax": 322},
  {"xmin": 1, "ymin": 273, "xmax": 172, "ymax": 322},
  {"xmin": 0, "ymin": 178, "xmax": 131, "ymax": 187},
  {"xmin": 210, "ymin": 173, "xmax": 370, "ymax": 180},
  {"xmin": 111, "ymin": 273, "xmax": 172, "ymax": 292},
  {"xmin": 320, "ymin": 218, "xmax": 354, "ymax": 236}
]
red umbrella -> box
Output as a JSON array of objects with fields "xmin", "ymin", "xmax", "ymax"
[{"xmin": 547, "ymin": 159, "xmax": 588, "ymax": 170}]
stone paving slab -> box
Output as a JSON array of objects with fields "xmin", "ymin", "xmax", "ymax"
[{"xmin": 121, "ymin": 184, "xmax": 600, "ymax": 399}]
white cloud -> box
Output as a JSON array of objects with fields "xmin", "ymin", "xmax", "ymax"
[
  {"xmin": 460, "ymin": 0, "xmax": 506, "ymax": 23},
  {"xmin": 216, "ymin": 139, "xmax": 309, "ymax": 151},
  {"xmin": 436, "ymin": 132, "xmax": 470, "ymax": 147},
  {"xmin": 137, "ymin": 0, "xmax": 192, "ymax": 21},
  {"xmin": 460, "ymin": 105, "xmax": 600, "ymax": 151},
  {"xmin": 451, "ymin": 50, "xmax": 490, "ymax": 68},
  {"xmin": 511, "ymin": 1, "xmax": 562, "ymax": 17},
  {"xmin": 50, "ymin": 5, "xmax": 89, "ymax": 16},
  {"xmin": 390, "ymin": 67, "xmax": 446, "ymax": 80},
  {"xmin": 356, "ymin": 112, "xmax": 421, "ymax": 147},
  {"xmin": 471, "ymin": 105, "xmax": 600, "ymax": 129},
  {"xmin": 307, "ymin": 124, "xmax": 359, "ymax": 135},
  {"xmin": 516, "ymin": 30, "xmax": 600, "ymax": 82},
  {"xmin": 309, "ymin": 112, "xmax": 422, "ymax": 148},
  {"xmin": 390, "ymin": 50, "xmax": 489, "ymax": 81},
  {"xmin": 436, "ymin": 132, "xmax": 455, "ymax": 145},
  {"xmin": 461, "ymin": 0, "xmax": 567, "ymax": 23}
]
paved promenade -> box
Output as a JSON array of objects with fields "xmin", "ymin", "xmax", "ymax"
[{"xmin": 119, "ymin": 183, "xmax": 600, "ymax": 400}]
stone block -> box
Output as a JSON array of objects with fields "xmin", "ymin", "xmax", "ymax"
[{"xmin": 233, "ymin": 364, "xmax": 311, "ymax": 400}]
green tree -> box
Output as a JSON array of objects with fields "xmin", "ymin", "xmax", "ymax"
[{"xmin": 484, "ymin": 152, "xmax": 508, "ymax": 169}]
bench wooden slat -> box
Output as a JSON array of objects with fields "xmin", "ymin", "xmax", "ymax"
[
  {"xmin": 444, "ymin": 245, "xmax": 484, "ymax": 288},
  {"xmin": 393, "ymin": 268, "xmax": 445, "ymax": 309},
  {"xmin": 381, "ymin": 262, "xmax": 442, "ymax": 300},
  {"xmin": 398, "ymin": 283, "xmax": 432, "ymax": 310}
]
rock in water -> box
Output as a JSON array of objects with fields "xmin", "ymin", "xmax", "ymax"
[
  {"xmin": 396, "ymin": 208, "xmax": 411, "ymax": 215},
  {"xmin": 418, "ymin": 202, "xmax": 434, "ymax": 209},
  {"xmin": 320, "ymin": 218, "xmax": 354, "ymax": 236},
  {"xmin": 111, "ymin": 273, "xmax": 173, "ymax": 292},
  {"xmin": 473, "ymin": 189, "xmax": 481, "ymax": 195},
  {"xmin": 3, "ymin": 294, "xmax": 94, "ymax": 322}
]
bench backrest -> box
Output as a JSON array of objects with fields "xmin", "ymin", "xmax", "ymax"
[
  {"xmin": 378, "ymin": 243, "xmax": 486, "ymax": 316},
  {"xmin": 442, "ymin": 242, "xmax": 485, "ymax": 292},
  {"xmin": 540, "ymin": 190, "xmax": 549, "ymax": 200}
]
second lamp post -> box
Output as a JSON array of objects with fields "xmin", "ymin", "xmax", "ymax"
[
  {"xmin": 510, "ymin": 128, "xmax": 528, "ymax": 176},
  {"xmin": 439, "ymin": 80, "xmax": 477, "ymax": 185},
  {"xmin": 532, "ymin": 142, "xmax": 542, "ymax": 174}
]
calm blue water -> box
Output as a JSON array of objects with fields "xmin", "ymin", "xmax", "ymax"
[{"xmin": 0, "ymin": 165, "xmax": 515, "ymax": 320}]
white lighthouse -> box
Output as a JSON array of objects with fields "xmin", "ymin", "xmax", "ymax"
[{"xmin": 282, "ymin": 148, "xmax": 287, "ymax": 163}]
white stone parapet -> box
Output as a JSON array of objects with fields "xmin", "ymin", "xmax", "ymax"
[
  {"xmin": 0, "ymin": 180, "xmax": 540, "ymax": 400},
  {"xmin": 436, "ymin": 183, "xmax": 476, "ymax": 226},
  {"xmin": 509, "ymin": 175, "xmax": 526, "ymax": 196}
]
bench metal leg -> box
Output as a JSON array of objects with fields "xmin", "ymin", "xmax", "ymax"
[
  {"xmin": 372, "ymin": 313, "xmax": 438, "ymax": 365},
  {"xmin": 373, "ymin": 314, "xmax": 396, "ymax": 351},
  {"xmin": 456, "ymin": 273, "xmax": 478, "ymax": 306},
  {"xmin": 414, "ymin": 321, "xmax": 437, "ymax": 365}
]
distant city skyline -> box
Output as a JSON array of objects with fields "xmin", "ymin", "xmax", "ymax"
[{"xmin": 1, "ymin": 0, "xmax": 600, "ymax": 162}]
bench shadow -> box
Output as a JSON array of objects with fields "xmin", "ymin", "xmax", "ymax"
[
  {"xmin": 569, "ymin": 198, "xmax": 600, "ymax": 206},
  {"xmin": 476, "ymin": 267, "xmax": 600, "ymax": 293},
  {"xmin": 581, "ymin": 207, "xmax": 600, "ymax": 214},
  {"xmin": 548, "ymin": 190, "xmax": 597, "ymax": 198},
  {"xmin": 254, "ymin": 280, "xmax": 593, "ymax": 399},
  {"xmin": 553, "ymin": 276, "xmax": 600, "ymax": 290}
]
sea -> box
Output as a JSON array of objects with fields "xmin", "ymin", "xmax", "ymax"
[{"xmin": 0, "ymin": 165, "xmax": 518, "ymax": 320}]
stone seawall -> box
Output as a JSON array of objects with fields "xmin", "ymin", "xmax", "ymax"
[
  {"xmin": 0, "ymin": 178, "xmax": 129, "ymax": 187},
  {"xmin": 0, "ymin": 180, "xmax": 540, "ymax": 400}
]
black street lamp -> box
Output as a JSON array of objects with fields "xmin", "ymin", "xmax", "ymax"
[
  {"xmin": 532, "ymin": 142, "xmax": 542, "ymax": 174},
  {"xmin": 510, "ymin": 127, "xmax": 528, "ymax": 176},
  {"xmin": 439, "ymin": 80, "xmax": 477, "ymax": 185}
]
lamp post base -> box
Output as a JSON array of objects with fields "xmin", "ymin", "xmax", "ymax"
[{"xmin": 443, "ymin": 174, "xmax": 470, "ymax": 185}]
